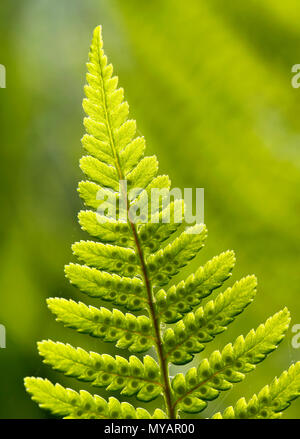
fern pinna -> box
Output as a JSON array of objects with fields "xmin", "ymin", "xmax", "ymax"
[{"xmin": 25, "ymin": 26, "xmax": 300, "ymax": 420}]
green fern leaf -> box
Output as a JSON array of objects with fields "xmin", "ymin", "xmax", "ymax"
[
  {"xmin": 65, "ymin": 264, "xmax": 146, "ymax": 311},
  {"xmin": 25, "ymin": 378, "xmax": 166, "ymax": 419},
  {"xmin": 212, "ymin": 361, "xmax": 300, "ymax": 419},
  {"xmin": 163, "ymin": 275, "xmax": 257, "ymax": 365},
  {"xmin": 25, "ymin": 25, "xmax": 300, "ymax": 420},
  {"xmin": 71, "ymin": 240, "xmax": 141, "ymax": 276},
  {"xmin": 171, "ymin": 308, "xmax": 290, "ymax": 413},
  {"xmin": 38, "ymin": 341, "xmax": 162, "ymax": 402},
  {"xmin": 78, "ymin": 211, "xmax": 134, "ymax": 246},
  {"xmin": 155, "ymin": 250, "xmax": 236, "ymax": 323},
  {"xmin": 146, "ymin": 224, "xmax": 207, "ymax": 286},
  {"xmin": 47, "ymin": 298, "xmax": 154, "ymax": 353},
  {"xmin": 138, "ymin": 199, "xmax": 185, "ymax": 254}
]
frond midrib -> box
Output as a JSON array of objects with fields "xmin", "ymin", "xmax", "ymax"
[{"xmin": 93, "ymin": 29, "xmax": 174, "ymax": 418}]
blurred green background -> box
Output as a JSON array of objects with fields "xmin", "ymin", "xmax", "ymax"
[{"xmin": 0, "ymin": 0, "xmax": 300, "ymax": 418}]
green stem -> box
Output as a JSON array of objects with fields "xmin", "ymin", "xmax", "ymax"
[{"xmin": 129, "ymin": 220, "xmax": 175, "ymax": 419}]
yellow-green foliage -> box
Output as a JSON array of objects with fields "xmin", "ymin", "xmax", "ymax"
[{"xmin": 25, "ymin": 26, "xmax": 300, "ymax": 419}]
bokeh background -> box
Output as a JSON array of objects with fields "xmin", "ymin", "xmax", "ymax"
[{"xmin": 0, "ymin": 0, "xmax": 300, "ymax": 418}]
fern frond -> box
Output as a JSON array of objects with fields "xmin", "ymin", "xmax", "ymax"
[
  {"xmin": 138, "ymin": 200, "xmax": 185, "ymax": 254},
  {"xmin": 47, "ymin": 298, "xmax": 154, "ymax": 353},
  {"xmin": 156, "ymin": 250, "xmax": 236, "ymax": 323},
  {"xmin": 119, "ymin": 137, "xmax": 146, "ymax": 175},
  {"xmin": 38, "ymin": 341, "xmax": 162, "ymax": 402},
  {"xmin": 71, "ymin": 240, "xmax": 141, "ymax": 277},
  {"xmin": 80, "ymin": 154, "xmax": 120, "ymax": 191},
  {"xmin": 127, "ymin": 156, "xmax": 159, "ymax": 192},
  {"xmin": 78, "ymin": 181, "xmax": 114, "ymax": 210},
  {"xmin": 65, "ymin": 264, "xmax": 146, "ymax": 311},
  {"xmin": 25, "ymin": 378, "xmax": 167, "ymax": 419},
  {"xmin": 78, "ymin": 212, "xmax": 134, "ymax": 247},
  {"xmin": 130, "ymin": 175, "xmax": 171, "ymax": 210},
  {"xmin": 163, "ymin": 275, "xmax": 257, "ymax": 365},
  {"xmin": 146, "ymin": 224, "xmax": 207, "ymax": 287},
  {"xmin": 25, "ymin": 25, "xmax": 300, "ymax": 420},
  {"xmin": 212, "ymin": 362, "xmax": 300, "ymax": 419},
  {"xmin": 171, "ymin": 308, "xmax": 290, "ymax": 413}
]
